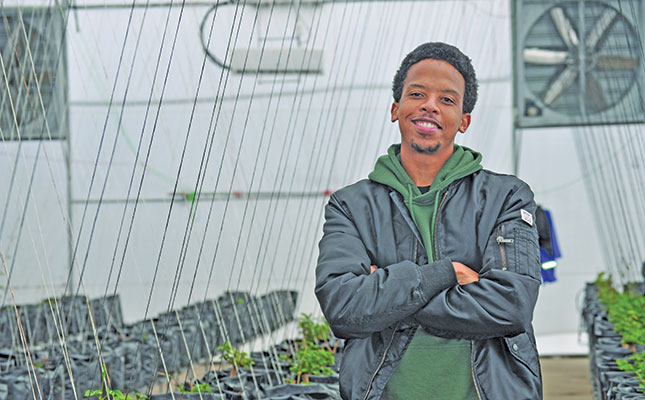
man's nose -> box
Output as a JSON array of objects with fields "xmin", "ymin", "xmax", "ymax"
[{"xmin": 419, "ymin": 98, "xmax": 440, "ymax": 114}]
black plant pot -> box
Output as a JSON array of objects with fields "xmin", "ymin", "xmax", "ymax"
[
  {"xmin": 148, "ymin": 394, "xmax": 226, "ymax": 400},
  {"xmin": 262, "ymin": 382, "xmax": 339, "ymax": 399},
  {"xmin": 583, "ymin": 282, "xmax": 644, "ymax": 400}
]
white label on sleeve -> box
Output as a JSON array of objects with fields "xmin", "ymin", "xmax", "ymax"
[{"xmin": 520, "ymin": 209, "xmax": 533, "ymax": 226}]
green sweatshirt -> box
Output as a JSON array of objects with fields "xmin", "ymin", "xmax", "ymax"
[{"xmin": 368, "ymin": 143, "xmax": 483, "ymax": 400}]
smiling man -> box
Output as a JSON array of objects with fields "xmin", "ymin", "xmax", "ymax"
[{"xmin": 315, "ymin": 43, "xmax": 543, "ymax": 399}]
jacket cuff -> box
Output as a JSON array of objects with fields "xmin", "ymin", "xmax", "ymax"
[{"xmin": 418, "ymin": 258, "xmax": 457, "ymax": 302}]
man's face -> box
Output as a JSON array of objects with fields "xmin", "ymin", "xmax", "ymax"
[{"xmin": 391, "ymin": 59, "xmax": 471, "ymax": 156}]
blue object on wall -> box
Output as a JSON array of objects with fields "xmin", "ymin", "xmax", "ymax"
[{"xmin": 537, "ymin": 207, "xmax": 561, "ymax": 283}]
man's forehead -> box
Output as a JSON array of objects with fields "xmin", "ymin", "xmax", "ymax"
[
  {"xmin": 404, "ymin": 60, "xmax": 465, "ymax": 90},
  {"xmin": 408, "ymin": 58, "xmax": 463, "ymax": 77}
]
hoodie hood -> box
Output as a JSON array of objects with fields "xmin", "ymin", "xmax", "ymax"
[
  {"xmin": 369, "ymin": 144, "xmax": 482, "ymax": 201},
  {"xmin": 368, "ymin": 143, "xmax": 482, "ymax": 260}
]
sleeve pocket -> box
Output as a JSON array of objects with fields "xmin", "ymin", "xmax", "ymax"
[
  {"xmin": 510, "ymin": 225, "xmax": 541, "ymax": 280},
  {"xmin": 486, "ymin": 221, "xmax": 540, "ymax": 281}
]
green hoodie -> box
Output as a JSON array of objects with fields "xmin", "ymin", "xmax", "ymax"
[
  {"xmin": 368, "ymin": 143, "xmax": 482, "ymax": 262},
  {"xmin": 368, "ymin": 143, "xmax": 483, "ymax": 400}
]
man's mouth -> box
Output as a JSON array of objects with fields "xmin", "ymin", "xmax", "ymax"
[{"xmin": 412, "ymin": 119, "xmax": 441, "ymax": 133}]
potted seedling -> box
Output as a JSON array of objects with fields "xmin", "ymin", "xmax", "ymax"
[
  {"xmin": 288, "ymin": 341, "xmax": 335, "ymax": 384},
  {"xmin": 281, "ymin": 313, "xmax": 336, "ymax": 384},
  {"xmin": 217, "ymin": 340, "xmax": 254, "ymax": 377}
]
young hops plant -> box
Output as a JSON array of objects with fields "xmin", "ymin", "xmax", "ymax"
[
  {"xmin": 298, "ymin": 313, "xmax": 330, "ymax": 345},
  {"xmin": 289, "ymin": 342, "xmax": 335, "ymax": 384},
  {"xmin": 282, "ymin": 313, "xmax": 335, "ymax": 384},
  {"xmin": 297, "ymin": 312, "xmax": 339, "ymax": 353},
  {"xmin": 217, "ymin": 340, "xmax": 254, "ymax": 377}
]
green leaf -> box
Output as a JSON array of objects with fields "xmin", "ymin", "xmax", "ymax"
[{"xmin": 217, "ymin": 341, "xmax": 254, "ymax": 371}]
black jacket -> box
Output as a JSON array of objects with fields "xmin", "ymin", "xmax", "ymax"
[{"xmin": 315, "ymin": 169, "xmax": 542, "ymax": 400}]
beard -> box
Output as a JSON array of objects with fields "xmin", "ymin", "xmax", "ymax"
[{"xmin": 411, "ymin": 141, "xmax": 441, "ymax": 154}]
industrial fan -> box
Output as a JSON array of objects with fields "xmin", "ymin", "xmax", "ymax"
[
  {"xmin": 513, "ymin": 0, "xmax": 644, "ymax": 128},
  {"xmin": 0, "ymin": 8, "xmax": 66, "ymax": 140}
]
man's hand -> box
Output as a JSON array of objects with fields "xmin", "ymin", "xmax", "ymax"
[
  {"xmin": 452, "ymin": 262, "xmax": 479, "ymax": 285},
  {"xmin": 370, "ymin": 265, "xmax": 378, "ymax": 274}
]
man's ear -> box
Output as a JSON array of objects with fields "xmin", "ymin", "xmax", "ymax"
[
  {"xmin": 391, "ymin": 102, "xmax": 399, "ymax": 123},
  {"xmin": 458, "ymin": 113, "xmax": 471, "ymax": 133}
]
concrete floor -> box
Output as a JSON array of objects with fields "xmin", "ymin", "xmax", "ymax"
[{"xmin": 541, "ymin": 356, "xmax": 594, "ymax": 400}]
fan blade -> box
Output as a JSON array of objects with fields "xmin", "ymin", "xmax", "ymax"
[
  {"xmin": 550, "ymin": 7, "xmax": 579, "ymax": 49},
  {"xmin": 596, "ymin": 55, "xmax": 639, "ymax": 71},
  {"xmin": 543, "ymin": 66, "xmax": 578, "ymax": 106},
  {"xmin": 524, "ymin": 48, "xmax": 569, "ymax": 65},
  {"xmin": 586, "ymin": 8, "xmax": 618, "ymax": 50},
  {"xmin": 585, "ymin": 72, "xmax": 608, "ymax": 111}
]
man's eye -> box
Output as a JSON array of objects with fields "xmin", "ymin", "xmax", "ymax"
[
  {"xmin": 409, "ymin": 92, "xmax": 422, "ymax": 97},
  {"xmin": 442, "ymin": 97, "xmax": 455, "ymax": 104}
]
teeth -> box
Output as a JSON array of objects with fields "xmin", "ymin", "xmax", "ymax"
[{"xmin": 417, "ymin": 121, "xmax": 437, "ymax": 128}]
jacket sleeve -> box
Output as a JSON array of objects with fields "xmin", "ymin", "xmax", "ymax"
[
  {"xmin": 315, "ymin": 194, "xmax": 458, "ymax": 339},
  {"xmin": 413, "ymin": 182, "xmax": 541, "ymax": 339}
]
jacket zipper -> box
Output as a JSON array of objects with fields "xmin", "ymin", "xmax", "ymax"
[
  {"xmin": 362, "ymin": 322, "xmax": 400, "ymax": 400},
  {"xmin": 470, "ymin": 341, "xmax": 483, "ymax": 400},
  {"xmin": 496, "ymin": 225, "xmax": 511, "ymax": 271},
  {"xmin": 389, "ymin": 192, "xmax": 423, "ymax": 246},
  {"xmin": 363, "ymin": 235, "xmax": 418, "ymax": 399},
  {"xmin": 433, "ymin": 192, "xmax": 449, "ymax": 259},
  {"xmin": 432, "ymin": 188, "xmax": 480, "ymax": 399}
]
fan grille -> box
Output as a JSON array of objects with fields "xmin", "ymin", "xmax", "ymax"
[{"xmin": 514, "ymin": 0, "xmax": 644, "ymax": 128}]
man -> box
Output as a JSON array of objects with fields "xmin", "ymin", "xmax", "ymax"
[{"xmin": 315, "ymin": 42, "xmax": 542, "ymax": 399}]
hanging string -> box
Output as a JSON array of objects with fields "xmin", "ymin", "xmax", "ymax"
[
  {"xmin": 65, "ymin": 0, "xmax": 194, "ymax": 394},
  {"xmin": 129, "ymin": 0, "xmax": 242, "ymax": 394},
  {"xmin": 341, "ymin": 1, "xmax": 399, "ymax": 183},
  {"xmin": 249, "ymin": 0, "xmax": 334, "ymax": 304},
  {"xmin": 0, "ymin": 5, "xmax": 89, "ymax": 396},
  {"xmin": 154, "ymin": 0, "xmax": 253, "ymax": 390},
  {"xmin": 64, "ymin": 0, "xmax": 141, "ymax": 300},
  {"xmin": 154, "ymin": 0, "xmax": 287, "ymax": 394},
  {"xmin": 285, "ymin": 0, "xmax": 376, "ymax": 294},
  {"xmin": 218, "ymin": 0, "xmax": 348, "ymax": 377},
  {"xmin": 212, "ymin": 2, "xmax": 303, "ymax": 370},
  {"xmin": 0, "ymin": 13, "xmax": 88, "ymax": 394}
]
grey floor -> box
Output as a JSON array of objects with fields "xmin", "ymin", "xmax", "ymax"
[{"xmin": 541, "ymin": 356, "xmax": 594, "ymax": 400}]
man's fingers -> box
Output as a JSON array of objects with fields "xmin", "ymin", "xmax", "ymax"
[
  {"xmin": 452, "ymin": 262, "xmax": 479, "ymax": 285},
  {"xmin": 370, "ymin": 265, "xmax": 378, "ymax": 274}
]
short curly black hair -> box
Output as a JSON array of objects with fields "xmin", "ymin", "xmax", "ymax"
[{"xmin": 392, "ymin": 42, "xmax": 478, "ymax": 114}]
